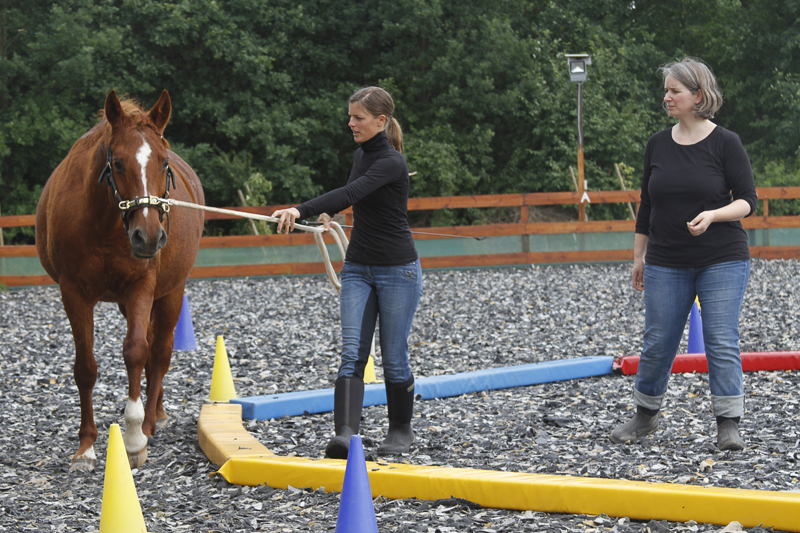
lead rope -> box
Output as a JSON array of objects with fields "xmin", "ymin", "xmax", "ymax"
[
  {"xmin": 313, "ymin": 223, "xmax": 349, "ymax": 294},
  {"xmin": 166, "ymin": 199, "xmax": 348, "ymax": 292},
  {"xmin": 167, "ymin": 198, "xmax": 380, "ymax": 382}
]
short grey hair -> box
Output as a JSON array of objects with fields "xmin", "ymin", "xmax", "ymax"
[{"xmin": 659, "ymin": 57, "xmax": 723, "ymax": 119}]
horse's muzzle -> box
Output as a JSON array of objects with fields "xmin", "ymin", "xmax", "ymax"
[{"xmin": 129, "ymin": 226, "xmax": 167, "ymax": 258}]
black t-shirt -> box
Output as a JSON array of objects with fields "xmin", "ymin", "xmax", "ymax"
[
  {"xmin": 635, "ymin": 126, "xmax": 758, "ymax": 268},
  {"xmin": 296, "ymin": 131, "xmax": 418, "ymax": 266}
]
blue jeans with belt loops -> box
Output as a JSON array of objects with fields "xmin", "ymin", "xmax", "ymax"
[
  {"xmin": 337, "ymin": 259, "xmax": 423, "ymax": 382},
  {"xmin": 634, "ymin": 260, "xmax": 750, "ymax": 418}
]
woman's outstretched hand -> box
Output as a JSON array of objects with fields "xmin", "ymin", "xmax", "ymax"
[{"xmin": 271, "ymin": 207, "xmax": 301, "ymax": 234}]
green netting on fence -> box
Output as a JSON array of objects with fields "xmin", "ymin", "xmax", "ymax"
[
  {"xmin": 2, "ymin": 228, "xmax": 797, "ymax": 279},
  {"xmin": 0, "ymin": 257, "xmax": 46, "ymax": 277}
]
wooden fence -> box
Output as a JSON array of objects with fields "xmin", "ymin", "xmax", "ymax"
[{"xmin": 3, "ymin": 187, "xmax": 800, "ymax": 287}]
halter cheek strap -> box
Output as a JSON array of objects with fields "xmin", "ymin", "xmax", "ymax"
[{"xmin": 98, "ymin": 145, "xmax": 173, "ymax": 234}]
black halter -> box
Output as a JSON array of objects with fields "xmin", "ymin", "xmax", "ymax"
[{"xmin": 97, "ymin": 146, "xmax": 174, "ymax": 233}]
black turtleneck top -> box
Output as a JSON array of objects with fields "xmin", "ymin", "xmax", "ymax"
[{"xmin": 296, "ymin": 131, "xmax": 418, "ymax": 266}]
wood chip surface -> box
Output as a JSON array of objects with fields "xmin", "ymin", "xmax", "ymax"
[{"xmin": 1, "ymin": 260, "xmax": 797, "ymax": 532}]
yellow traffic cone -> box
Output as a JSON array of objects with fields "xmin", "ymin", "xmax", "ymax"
[
  {"xmin": 99, "ymin": 424, "xmax": 148, "ymax": 533},
  {"xmin": 363, "ymin": 336, "xmax": 378, "ymax": 383},
  {"xmin": 208, "ymin": 335, "xmax": 237, "ymax": 402},
  {"xmin": 364, "ymin": 355, "xmax": 377, "ymax": 383}
]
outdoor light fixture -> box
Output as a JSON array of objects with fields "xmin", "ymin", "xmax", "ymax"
[
  {"xmin": 566, "ymin": 54, "xmax": 591, "ymax": 83},
  {"xmin": 565, "ymin": 54, "xmax": 591, "ymax": 220}
]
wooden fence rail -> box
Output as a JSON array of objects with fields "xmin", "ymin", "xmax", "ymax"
[{"xmin": 3, "ymin": 187, "xmax": 800, "ymax": 287}]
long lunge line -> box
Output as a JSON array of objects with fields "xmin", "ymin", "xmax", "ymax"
[{"xmin": 166, "ymin": 198, "xmax": 349, "ymax": 292}]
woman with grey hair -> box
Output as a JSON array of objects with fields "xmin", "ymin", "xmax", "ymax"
[{"xmin": 611, "ymin": 57, "xmax": 758, "ymax": 451}]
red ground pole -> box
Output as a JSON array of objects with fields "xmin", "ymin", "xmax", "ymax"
[{"xmin": 613, "ymin": 351, "xmax": 800, "ymax": 375}]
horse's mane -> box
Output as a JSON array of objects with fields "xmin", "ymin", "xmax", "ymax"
[
  {"xmin": 94, "ymin": 96, "xmax": 169, "ymax": 147},
  {"xmin": 98, "ymin": 97, "xmax": 148, "ymax": 121}
]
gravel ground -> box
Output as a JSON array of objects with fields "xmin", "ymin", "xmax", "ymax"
[{"xmin": 1, "ymin": 259, "xmax": 798, "ymax": 532}]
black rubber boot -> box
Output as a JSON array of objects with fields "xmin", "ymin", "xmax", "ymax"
[
  {"xmin": 377, "ymin": 377, "xmax": 415, "ymax": 455},
  {"xmin": 716, "ymin": 416, "xmax": 744, "ymax": 451},
  {"xmin": 609, "ymin": 406, "xmax": 659, "ymax": 444},
  {"xmin": 325, "ymin": 377, "xmax": 364, "ymax": 459}
]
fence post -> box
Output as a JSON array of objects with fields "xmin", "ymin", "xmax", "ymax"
[
  {"xmin": 237, "ymin": 189, "xmax": 259, "ymax": 235},
  {"xmin": 614, "ymin": 163, "xmax": 636, "ymax": 220}
]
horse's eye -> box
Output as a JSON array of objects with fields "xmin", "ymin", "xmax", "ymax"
[
  {"xmin": 113, "ymin": 161, "xmax": 124, "ymax": 171},
  {"xmin": 162, "ymin": 159, "xmax": 169, "ymax": 170}
]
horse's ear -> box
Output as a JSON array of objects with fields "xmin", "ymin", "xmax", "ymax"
[
  {"xmin": 148, "ymin": 90, "xmax": 172, "ymax": 135},
  {"xmin": 104, "ymin": 90, "xmax": 125, "ymax": 128}
]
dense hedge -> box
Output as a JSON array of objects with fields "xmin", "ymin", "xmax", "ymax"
[{"xmin": 2, "ymin": 0, "xmax": 799, "ymax": 240}]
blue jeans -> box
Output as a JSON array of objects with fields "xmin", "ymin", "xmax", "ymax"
[
  {"xmin": 634, "ymin": 260, "xmax": 750, "ymax": 418},
  {"xmin": 338, "ymin": 259, "xmax": 423, "ymax": 382}
]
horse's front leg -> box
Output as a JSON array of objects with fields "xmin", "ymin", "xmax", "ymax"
[
  {"xmin": 121, "ymin": 297, "xmax": 154, "ymax": 469},
  {"xmin": 60, "ymin": 283, "xmax": 99, "ymax": 472},
  {"xmin": 144, "ymin": 289, "xmax": 183, "ymax": 434}
]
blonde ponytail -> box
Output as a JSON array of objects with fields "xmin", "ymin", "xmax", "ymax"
[{"xmin": 385, "ymin": 117, "xmax": 404, "ymax": 153}]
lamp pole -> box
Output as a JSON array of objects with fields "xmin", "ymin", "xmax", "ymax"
[
  {"xmin": 566, "ymin": 54, "xmax": 591, "ymax": 222},
  {"xmin": 577, "ymin": 80, "xmax": 585, "ymax": 222}
]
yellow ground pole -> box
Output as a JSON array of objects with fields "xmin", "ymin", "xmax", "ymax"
[
  {"xmin": 197, "ymin": 403, "xmax": 274, "ymax": 466},
  {"xmin": 198, "ymin": 403, "xmax": 800, "ymax": 532}
]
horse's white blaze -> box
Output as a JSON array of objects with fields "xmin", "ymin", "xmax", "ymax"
[
  {"xmin": 123, "ymin": 397, "xmax": 148, "ymax": 454},
  {"xmin": 136, "ymin": 136, "xmax": 152, "ymax": 217}
]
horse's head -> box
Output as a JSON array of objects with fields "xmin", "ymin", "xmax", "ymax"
[{"xmin": 102, "ymin": 89, "xmax": 175, "ymax": 259}]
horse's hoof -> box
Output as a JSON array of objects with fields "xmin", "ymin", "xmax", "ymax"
[
  {"xmin": 69, "ymin": 457, "xmax": 97, "ymax": 472},
  {"xmin": 127, "ymin": 447, "xmax": 148, "ymax": 469},
  {"xmin": 155, "ymin": 415, "xmax": 169, "ymax": 430}
]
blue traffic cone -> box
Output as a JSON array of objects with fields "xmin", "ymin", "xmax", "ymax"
[
  {"xmin": 335, "ymin": 436, "xmax": 378, "ymax": 533},
  {"xmin": 173, "ymin": 294, "xmax": 197, "ymax": 351},
  {"xmin": 687, "ymin": 299, "xmax": 705, "ymax": 354}
]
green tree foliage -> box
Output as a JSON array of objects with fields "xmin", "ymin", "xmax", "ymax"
[
  {"xmin": 631, "ymin": 0, "xmax": 800, "ymax": 164},
  {"xmin": 1, "ymin": 0, "xmax": 799, "ymax": 242}
]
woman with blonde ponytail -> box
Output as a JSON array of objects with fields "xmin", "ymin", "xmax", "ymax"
[{"xmin": 272, "ymin": 86, "xmax": 421, "ymax": 459}]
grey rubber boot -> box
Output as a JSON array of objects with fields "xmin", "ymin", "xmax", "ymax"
[
  {"xmin": 609, "ymin": 406, "xmax": 659, "ymax": 443},
  {"xmin": 377, "ymin": 377, "xmax": 415, "ymax": 455},
  {"xmin": 717, "ymin": 417, "xmax": 744, "ymax": 451},
  {"xmin": 325, "ymin": 377, "xmax": 364, "ymax": 459}
]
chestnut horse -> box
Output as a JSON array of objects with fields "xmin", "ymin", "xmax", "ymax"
[{"xmin": 35, "ymin": 90, "xmax": 204, "ymax": 471}]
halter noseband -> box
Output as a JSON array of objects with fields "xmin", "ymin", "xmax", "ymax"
[{"xmin": 97, "ymin": 146, "xmax": 174, "ymax": 233}]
